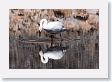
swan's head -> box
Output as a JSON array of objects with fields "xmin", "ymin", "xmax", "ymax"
[
  {"xmin": 39, "ymin": 19, "xmax": 48, "ymax": 32},
  {"xmin": 39, "ymin": 50, "xmax": 48, "ymax": 63}
]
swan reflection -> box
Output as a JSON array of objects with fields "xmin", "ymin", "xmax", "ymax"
[{"xmin": 39, "ymin": 45, "xmax": 68, "ymax": 64}]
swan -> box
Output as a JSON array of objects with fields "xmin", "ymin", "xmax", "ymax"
[
  {"xmin": 39, "ymin": 46, "xmax": 67, "ymax": 63},
  {"xmin": 39, "ymin": 19, "xmax": 66, "ymax": 34}
]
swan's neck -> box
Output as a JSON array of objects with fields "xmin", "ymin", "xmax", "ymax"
[
  {"xmin": 39, "ymin": 50, "xmax": 48, "ymax": 63},
  {"xmin": 40, "ymin": 19, "xmax": 48, "ymax": 29}
]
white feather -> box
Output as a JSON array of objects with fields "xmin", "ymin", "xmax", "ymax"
[{"xmin": 39, "ymin": 19, "xmax": 65, "ymax": 32}]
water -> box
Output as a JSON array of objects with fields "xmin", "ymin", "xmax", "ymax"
[{"xmin": 9, "ymin": 30, "xmax": 99, "ymax": 69}]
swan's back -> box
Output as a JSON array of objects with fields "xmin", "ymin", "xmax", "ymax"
[
  {"xmin": 43, "ymin": 46, "xmax": 67, "ymax": 59},
  {"xmin": 44, "ymin": 51, "xmax": 64, "ymax": 60},
  {"xmin": 45, "ymin": 21, "xmax": 64, "ymax": 30}
]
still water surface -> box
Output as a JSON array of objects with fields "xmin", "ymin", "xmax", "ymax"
[{"xmin": 9, "ymin": 30, "xmax": 99, "ymax": 69}]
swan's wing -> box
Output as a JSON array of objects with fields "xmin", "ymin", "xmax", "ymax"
[
  {"xmin": 44, "ymin": 51, "xmax": 64, "ymax": 59},
  {"xmin": 46, "ymin": 22, "xmax": 64, "ymax": 30}
]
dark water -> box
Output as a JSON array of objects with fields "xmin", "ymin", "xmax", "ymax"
[{"xmin": 9, "ymin": 30, "xmax": 99, "ymax": 69}]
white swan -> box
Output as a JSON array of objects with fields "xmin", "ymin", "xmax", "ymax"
[
  {"xmin": 39, "ymin": 46, "xmax": 67, "ymax": 63},
  {"xmin": 39, "ymin": 19, "xmax": 66, "ymax": 33}
]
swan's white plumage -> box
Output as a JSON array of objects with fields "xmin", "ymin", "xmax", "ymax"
[
  {"xmin": 45, "ymin": 22, "xmax": 64, "ymax": 30},
  {"xmin": 43, "ymin": 51, "xmax": 64, "ymax": 60},
  {"xmin": 39, "ymin": 19, "xmax": 64, "ymax": 32},
  {"xmin": 39, "ymin": 50, "xmax": 65, "ymax": 63}
]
